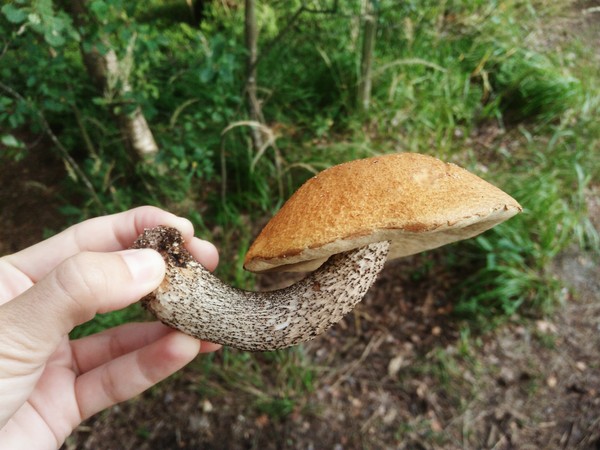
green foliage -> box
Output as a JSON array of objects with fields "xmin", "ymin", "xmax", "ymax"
[
  {"xmin": 0, "ymin": 133, "xmax": 27, "ymax": 160},
  {"xmin": 0, "ymin": 2, "xmax": 81, "ymax": 130},
  {"xmin": 2, "ymin": 0, "xmax": 80, "ymax": 46},
  {"xmin": 69, "ymin": 304, "xmax": 146, "ymax": 339},
  {"xmin": 454, "ymin": 125, "xmax": 599, "ymax": 318},
  {"xmin": 194, "ymin": 346, "xmax": 316, "ymax": 421},
  {"xmin": 474, "ymin": 47, "xmax": 582, "ymax": 122}
]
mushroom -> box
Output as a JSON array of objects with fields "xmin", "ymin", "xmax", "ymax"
[{"xmin": 134, "ymin": 153, "xmax": 521, "ymax": 351}]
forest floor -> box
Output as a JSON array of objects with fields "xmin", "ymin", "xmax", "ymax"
[{"xmin": 2, "ymin": 138, "xmax": 599, "ymax": 450}]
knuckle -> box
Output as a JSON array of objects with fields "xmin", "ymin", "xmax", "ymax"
[
  {"xmin": 100, "ymin": 364, "xmax": 123, "ymax": 405},
  {"xmin": 53, "ymin": 253, "xmax": 109, "ymax": 321},
  {"xmin": 107, "ymin": 332, "xmax": 127, "ymax": 360}
]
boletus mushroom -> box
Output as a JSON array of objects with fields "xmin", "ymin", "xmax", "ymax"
[{"xmin": 134, "ymin": 153, "xmax": 521, "ymax": 351}]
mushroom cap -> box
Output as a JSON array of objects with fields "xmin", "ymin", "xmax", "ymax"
[{"xmin": 243, "ymin": 153, "xmax": 522, "ymax": 273}]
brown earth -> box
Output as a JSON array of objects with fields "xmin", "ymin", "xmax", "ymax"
[{"xmin": 0, "ymin": 145, "xmax": 67, "ymax": 255}]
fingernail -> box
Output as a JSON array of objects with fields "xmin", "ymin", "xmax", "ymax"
[{"xmin": 121, "ymin": 249, "xmax": 165, "ymax": 282}]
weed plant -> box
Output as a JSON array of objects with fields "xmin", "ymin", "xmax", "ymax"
[{"xmin": 192, "ymin": 345, "xmax": 316, "ymax": 422}]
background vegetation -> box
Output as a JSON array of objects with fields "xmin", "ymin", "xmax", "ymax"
[{"xmin": 1, "ymin": 0, "xmax": 599, "ymax": 447}]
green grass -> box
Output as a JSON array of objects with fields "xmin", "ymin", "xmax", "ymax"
[
  {"xmin": 69, "ymin": 304, "xmax": 147, "ymax": 339},
  {"xmin": 192, "ymin": 346, "xmax": 317, "ymax": 422},
  {"xmin": 453, "ymin": 109, "xmax": 600, "ymax": 319},
  {"xmin": 454, "ymin": 191, "xmax": 594, "ymax": 319}
]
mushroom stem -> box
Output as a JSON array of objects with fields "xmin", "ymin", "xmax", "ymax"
[{"xmin": 134, "ymin": 226, "xmax": 390, "ymax": 352}]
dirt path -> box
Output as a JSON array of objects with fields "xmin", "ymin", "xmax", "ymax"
[
  {"xmin": 450, "ymin": 247, "xmax": 600, "ymax": 449},
  {"xmin": 0, "ymin": 147, "xmax": 67, "ymax": 255},
  {"xmin": 462, "ymin": 192, "xmax": 600, "ymax": 449}
]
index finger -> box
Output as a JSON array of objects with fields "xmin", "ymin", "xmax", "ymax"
[{"xmin": 4, "ymin": 206, "xmax": 194, "ymax": 282}]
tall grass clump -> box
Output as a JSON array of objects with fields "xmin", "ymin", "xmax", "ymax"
[
  {"xmin": 194, "ymin": 346, "xmax": 316, "ymax": 422},
  {"xmin": 454, "ymin": 126, "xmax": 600, "ymax": 319},
  {"xmin": 450, "ymin": 0, "xmax": 600, "ymax": 319},
  {"xmin": 471, "ymin": 46, "xmax": 583, "ymax": 123}
]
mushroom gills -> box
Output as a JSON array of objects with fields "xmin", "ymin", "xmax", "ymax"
[{"xmin": 135, "ymin": 226, "xmax": 390, "ymax": 352}]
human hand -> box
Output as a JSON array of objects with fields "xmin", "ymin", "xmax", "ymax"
[{"xmin": 0, "ymin": 206, "xmax": 220, "ymax": 449}]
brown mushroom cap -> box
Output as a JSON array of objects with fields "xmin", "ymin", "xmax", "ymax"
[{"xmin": 244, "ymin": 153, "xmax": 522, "ymax": 273}]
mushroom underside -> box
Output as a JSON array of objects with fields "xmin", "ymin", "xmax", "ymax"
[{"xmin": 134, "ymin": 226, "xmax": 390, "ymax": 352}]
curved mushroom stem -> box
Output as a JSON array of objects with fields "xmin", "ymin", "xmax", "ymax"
[{"xmin": 134, "ymin": 226, "xmax": 390, "ymax": 352}]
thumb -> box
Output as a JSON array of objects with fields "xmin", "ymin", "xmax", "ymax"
[{"xmin": 0, "ymin": 249, "xmax": 165, "ymax": 368}]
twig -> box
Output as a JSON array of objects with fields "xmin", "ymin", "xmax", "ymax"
[
  {"xmin": 243, "ymin": 0, "xmax": 340, "ymax": 95},
  {"xmin": 245, "ymin": 0, "xmax": 264, "ymax": 151},
  {"xmin": 327, "ymin": 331, "xmax": 386, "ymax": 389},
  {"xmin": 0, "ymin": 24, "xmax": 24, "ymax": 63},
  {"xmin": 255, "ymin": 0, "xmax": 339, "ymax": 72},
  {"xmin": 358, "ymin": 2, "xmax": 377, "ymax": 113},
  {"xmin": 220, "ymin": 120, "xmax": 285, "ymax": 201},
  {"xmin": 71, "ymin": 98, "xmax": 98, "ymax": 159},
  {"xmin": 0, "ymin": 38, "xmax": 11, "ymax": 62}
]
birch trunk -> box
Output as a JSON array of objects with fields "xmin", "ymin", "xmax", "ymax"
[
  {"xmin": 358, "ymin": 2, "xmax": 377, "ymax": 113},
  {"xmin": 245, "ymin": 0, "xmax": 264, "ymax": 151},
  {"xmin": 68, "ymin": 0, "xmax": 159, "ymax": 161}
]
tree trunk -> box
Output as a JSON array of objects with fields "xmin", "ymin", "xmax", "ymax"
[
  {"xmin": 245, "ymin": 0, "xmax": 264, "ymax": 151},
  {"xmin": 358, "ymin": 2, "xmax": 377, "ymax": 114},
  {"xmin": 67, "ymin": 0, "xmax": 159, "ymax": 161}
]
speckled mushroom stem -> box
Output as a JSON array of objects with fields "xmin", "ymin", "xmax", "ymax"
[{"xmin": 133, "ymin": 226, "xmax": 390, "ymax": 352}]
